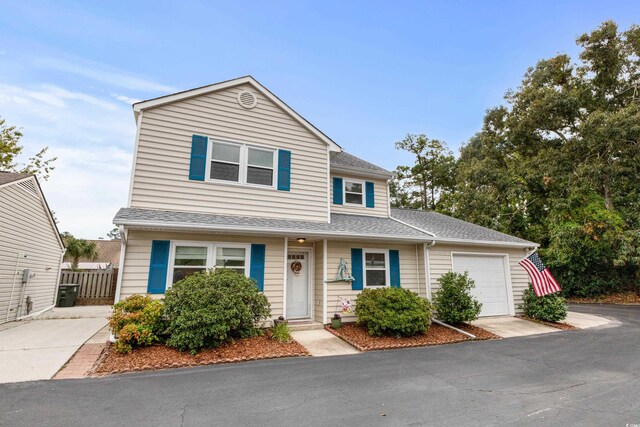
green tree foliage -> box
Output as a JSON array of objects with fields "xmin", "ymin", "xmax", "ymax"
[
  {"xmin": 391, "ymin": 134, "xmax": 456, "ymax": 210},
  {"xmin": 392, "ymin": 21, "xmax": 640, "ymax": 296},
  {"xmin": 61, "ymin": 232, "xmax": 98, "ymax": 271},
  {"xmin": 0, "ymin": 116, "xmax": 56, "ymax": 181}
]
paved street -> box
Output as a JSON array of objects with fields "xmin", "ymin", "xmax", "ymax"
[{"xmin": 0, "ymin": 304, "xmax": 638, "ymax": 426}]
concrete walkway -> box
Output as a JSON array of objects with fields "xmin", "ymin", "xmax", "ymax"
[
  {"xmin": 472, "ymin": 316, "xmax": 559, "ymax": 338},
  {"xmin": 0, "ymin": 316, "xmax": 108, "ymax": 384},
  {"xmin": 291, "ymin": 329, "xmax": 359, "ymax": 357},
  {"xmin": 565, "ymin": 310, "xmax": 619, "ymax": 329}
]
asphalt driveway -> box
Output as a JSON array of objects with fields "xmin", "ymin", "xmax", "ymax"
[{"xmin": 0, "ymin": 304, "xmax": 638, "ymax": 426}]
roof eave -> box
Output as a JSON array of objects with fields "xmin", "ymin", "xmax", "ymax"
[
  {"xmin": 115, "ymin": 220, "xmax": 430, "ymax": 242},
  {"xmin": 330, "ymin": 165, "xmax": 393, "ymax": 179},
  {"xmin": 431, "ymin": 237, "xmax": 538, "ymax": 248}
]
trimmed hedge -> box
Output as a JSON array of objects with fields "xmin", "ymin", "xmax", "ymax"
[
  {"xmin": 433, "ymin": 272, "xmax": 482, "ymax": 324},
  {"xmin": 519, "ymin": 284, "xmax": 567, "ymax": 322},
  {"xmin": 355, "ymin": 287, "xmax": 432, "ymax": 337}
]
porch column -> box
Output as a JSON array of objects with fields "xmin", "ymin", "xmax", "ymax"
[
  {"xmin": 282, "ymin": 237, "xmax": 288, "ymax": 318},
  {"xmin": 322, "ymin": 239, "xmax": 328, "ymax": 324}
]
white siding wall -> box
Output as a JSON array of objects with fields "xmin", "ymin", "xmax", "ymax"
[
  {"xmin": 330, "ymin": 174, "xmax": 389, "ymax": 218},
  {"xmin": 324, "ymin": 240, "xmax": 421, "ymax": 323},
  {"xmin": 0, "ymin": 181, "xmax": 63, "ymax": 323},
  {"xmin": 120, "ymin": 231, "xmax": 286, "ymax": 318},
  {"xmin": 130, "ymin": 84, "xmax": 330, "ymax": 222},
  {"xmin": 426, "ymin": 244, "xmax": 530, "ymax": 312}
]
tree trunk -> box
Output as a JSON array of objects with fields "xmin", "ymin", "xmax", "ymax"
[{"xmin": 603, "ymin": 177, "xmax": 614, "ymax": 211}]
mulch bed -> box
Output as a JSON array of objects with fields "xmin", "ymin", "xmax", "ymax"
[
  {"xmin": 516, "ymin": 315, "xmax": 576, "ymax": 331},
  {"xmin": 92, "ymin": 332, "xmax": 309, "ymax": 376},
  {"xmin": 567, "ymin": 292, "xmax": 640, "ymax": 305},
  {"xmin": 325, "ymin": 322, "xmax": 498, "ymax": 351}
]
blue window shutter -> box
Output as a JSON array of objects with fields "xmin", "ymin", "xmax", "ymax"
[
  {"xmin": 250, "ymin": 244, "xmax": 266, "ymax": 292},
  {"xmin": 351, "ymin": 248, "xmax": 363, "ymax": 291},
  {"xmin": 365, "ymin": 181, "xmax": 375, "ymax": 208},
  {"xmin": 277, "ymin": 149, "xmax": 291, "ymax": 191},
  {"xmin": 389, "ymin": 250, "xmax": 400, "ymax": 288},
  {"xmin": 147, "ymin": 240, "xmax": 170, "ymax": 294},
  {"xmin": 189, "ymin": 134, "xmax": 208, "ymax": 181},
  {"xmin": 333, "ymin": 177, "xmax": 343, "ymax": 205}
]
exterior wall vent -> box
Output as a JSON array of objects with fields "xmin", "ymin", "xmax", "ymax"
[
  {"xmin": 237, "ymin": 90, "xmax": 258, "ymax": 109},
  {"xmin": 17, "ymin": 179, "xmax": 38, "ymax": 198}
]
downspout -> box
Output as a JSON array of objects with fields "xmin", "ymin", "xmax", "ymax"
[
  {"xmin": 432, "ymin": 319, "xmax": 476, "ymax": 339},
  {"xmin": 5, "ymin": 252, "xmax": 25, "ymax": 323},
  {"xmin": 424, "ymin": 241, "xmax": 435, "ymax": 300},
  {"xmin": 415, "ymin": 244, "xmax": 420, "ymax": 295},
  {"xmin": 52, "ymin": 249, "xmax": 66, "ymax": 306}
]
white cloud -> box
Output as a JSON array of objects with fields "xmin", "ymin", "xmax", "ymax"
[
  {"xmin": 111, "ymin": 93, "xmax": 141, "ymax": 105},
  {"xmin": 0, "ymin": 82, "xmax": 135, "ymax": 238},
  {"xmin": 32, "ymin": 56, "xmax": 176, "ymax": 93}
]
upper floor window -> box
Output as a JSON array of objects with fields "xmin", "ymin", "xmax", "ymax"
[
  {"xmin": 344, "ymin": 179, "xmax": 364, "ymax": 205},
  {"xmin": 209, "ymin": 140, "xmax": 275, "ymax": 187}
]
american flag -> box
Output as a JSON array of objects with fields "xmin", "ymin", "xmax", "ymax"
[{"xmin": 519, "ymin": 252, "xmax": 561, "ymax": 297}]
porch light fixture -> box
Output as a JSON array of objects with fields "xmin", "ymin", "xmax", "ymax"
[{"xmin": 296, "ymin": 237, "xmax": 306, "ymax": 244}]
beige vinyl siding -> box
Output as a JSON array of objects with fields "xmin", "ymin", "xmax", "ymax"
[
  {"xmin": 0, "ymin": 181, "xmax": 63, "ymax": 324},
  {"xmin": 130, "ymin": 84, "xmax": 329, "ymax": 222},
  {"xmin": 330, "ymin": 174, "xmax": 389, "ymax": 218},
  {"xmin": 324, "ymin": 240, "xmax": 420, "ymax": 322},
  {"xmin": 426, "ymin": 244, "xmax": 530, "ymax": 312},
  {"xmin": 120, "ymin": 231, "xmax": 286, "ymax": 318}
]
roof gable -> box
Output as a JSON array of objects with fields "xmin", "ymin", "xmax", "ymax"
[{"xmin": 133, "ymin": 76, "xmax": 341, "ymax": 152}]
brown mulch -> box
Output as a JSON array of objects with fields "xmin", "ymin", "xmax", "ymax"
[
  {"xmin": 326, "ymin": 322, "xmax": 497, "ymax": 351},
  {"xmin": 92, "ymin": 333, "xmax": 309, "ymax": 376},
  {"xmin": 516, "ymin": 315, "xmax": 577, "ymax": 331},
  {"xmin": 567, "ymin": 292, "xmax": 640, "ymax": 305}
]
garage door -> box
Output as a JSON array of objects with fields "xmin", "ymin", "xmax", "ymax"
[{"xmin": 452, "ymin": 254, "xmax": 510, "ymax": 316}]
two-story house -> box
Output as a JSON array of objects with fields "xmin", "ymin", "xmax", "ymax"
[{"xmin": 113, "ymin": 76, "xmax": 537, "ymax": 324}]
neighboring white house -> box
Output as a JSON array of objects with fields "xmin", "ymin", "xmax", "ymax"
[
  {"xmin": 113, "ymin": 76, "xmax": 538, "ymax": 323},
  {"xmin": 0, "ymin": 172, "xmax": 65, "ymax": 324}
]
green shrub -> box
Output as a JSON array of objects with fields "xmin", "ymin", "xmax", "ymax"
[
  {"xmin": 433, "ymin": 272, "xmax": 482, "ymax": 324},
  {"xmin": 109, "ymin": 295, "xmax": 166, "ymax": 353},
  {"xmin": 355, "ymin": 287, "xmax": 432, "ymax": 337},
  {"xmin": 114, "ymin": 323, "xmax": 155, "ymax": 354},
  {"xmin": 271, "ymin": 322, "xmax": 291, "ymax": 343},
  {"xmin": 164, "ymin": 269, "xmax": 271, "ymax": 354},
  {"xmin": 519, "ymin": 284, "xmax": 567, "ymax": 322}
]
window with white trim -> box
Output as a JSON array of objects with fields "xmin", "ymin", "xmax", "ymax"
[
  {"xmin": 169, "ymin": 242, "xmax": 250, "ymax": 285},
  {"xmin": 364, "ymin": 250, "xmax": 388, "ymax": 287},
  {"xmin": 344, "ymin": 179, "xmax": 364, "ymax": 205},
  {"xmin": 208, "ymin": 140, "xmax": 275, "ymax": 187}
]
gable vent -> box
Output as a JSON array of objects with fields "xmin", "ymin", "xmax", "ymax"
[
  {"xmin": 17, "ymin": 179, "xmax": 38, "ymax": 198},
  {"xmin": 237, "ymin": 90, "xmax": 258, "ymax": 109}
]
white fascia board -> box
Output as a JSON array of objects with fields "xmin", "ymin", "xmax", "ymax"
[
  {"xmin": 330, "ymin": 165, "xmax": 394, "ymax": 179},
  {"xmin": 115, "ymin": 220, "xmax": 431, "ymax": 243},
  {"xmin": 132, "ymin": 76, "xmax": 341, "ymax": 152},
  {"xmin": 431, "ymin": 237, "xmax": 539, "ymax": 248}
]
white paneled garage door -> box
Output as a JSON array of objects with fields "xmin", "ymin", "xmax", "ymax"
[{"xmin": 452, "ymin": 254, "xmax": 511, "ymax": 316}]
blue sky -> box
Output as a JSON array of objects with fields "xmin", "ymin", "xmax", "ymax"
[{"xmin": 1, "ymin": 1, "xmax": 639, "ymax": 238}]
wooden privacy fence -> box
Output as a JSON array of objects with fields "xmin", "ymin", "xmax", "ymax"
[{"xmin": 59, "ymin": 269, "xmax": 117, "ymax": 304}]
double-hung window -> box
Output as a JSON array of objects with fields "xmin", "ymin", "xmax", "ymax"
[
  {"xmin": 209, "ymin": 140, "xmax": 275, "ymax": 187},
  {"xmin": 169, "ymin": 242, "xmax": 250, "ymax": 286},
  {"xmin": 364, "ymin": 250, "xmax": 388, "ymax": 288},
  {"xmin": 344, "ymin": 180, "xmax": 364, "ymax": 205}
]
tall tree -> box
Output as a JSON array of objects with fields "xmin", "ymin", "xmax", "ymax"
[
  {"xmin": 392, "ymin": 134, "xmax": 456, "ymax": 210},
  {"xmin": 0, "ymin": 116, "xmax": 56, "ymax": 180},
  {"xmin": 448, "ymin": 20, "xmax": 640, "ymax": 296}
]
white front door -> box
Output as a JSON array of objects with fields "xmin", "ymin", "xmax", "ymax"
[
  {"xmin": 286, "ymin": 251, "xmax": 310, "ymax": 319},
  {"xmin": 452, "ymin": 254, "xmax": 511, "ymax": 316}
]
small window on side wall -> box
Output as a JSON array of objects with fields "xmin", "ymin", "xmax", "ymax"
[{"xmin": 344, "ymin": 180, "xmax": 363, "ymax": 205}]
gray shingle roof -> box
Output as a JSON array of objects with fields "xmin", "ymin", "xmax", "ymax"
[
  {"xmin": 391, "ymin": 208, "xmax": 536, "ymax": 245},
  {"xmin": 330, "ymin": 151, "xmax": 392, "ymax": 176},
  {"xmin": 114, "ymin": 208, "xmax": 429, "ymax": 240},
  {"xmin": 0, "ymin": 171, "xmax": 32, "ymax": 186}
]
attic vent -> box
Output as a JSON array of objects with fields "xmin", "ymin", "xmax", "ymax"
[
  {"xmin": 237, "ymin": 90, "xmax": 258, "ymax": 109},
  {"xmin": 17, "ymin": 179, "xmax": 38, "ymax": 198}
]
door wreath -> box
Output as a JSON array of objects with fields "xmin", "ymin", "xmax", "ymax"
[{"xmin": 290, "ymin": 260, "xmax": 303, "ymax": 275}]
